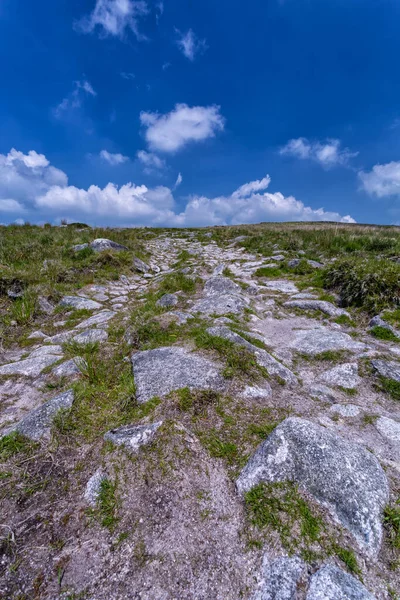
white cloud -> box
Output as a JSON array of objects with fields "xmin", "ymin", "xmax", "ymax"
[
  {"xmin": 100, "ymin": 150, "xmax": 129, "ymax": 165},
  {"xmin": 0, "ymin": 148, "xmax": 67, "ymax": 204},
  {"xmin": 0, "ymin": 148, "xmax": 355, "ymax": 226},
  {"xmin": 136, "ymin": 150, "xmax": 166, "ymax": 173},
  {"xmin": 174, "ymin": 172, "xmax": 183, "ymax": 188},
  {"xmin": 176, "ymin": 28, "xmax": 207, "ymax": 61},
  {"xmin": 76, "ymin": 0, "xmax": 149, "ymax": 39},
  {"xmin": 0, "ymin": 199, "xmax": 25, "ymax": 213},
  {"xmin": 140, "ymin": 103, "xmax": 225, "ymax": 153},
  {"xmin": 120, "ymin": 71, "xmax": 135, "ymax": 80},
  {"xmin": 54, "ymin": 80, "xmax": 97, "ymax": 119},
  {"xmin": 280, "ymin": 137, "xmax": 358, "ymax": 168},
  {"xmin": 358, "ymin": 161, "xmax": 400, "ymax": 197},
  {"xmin": 173, "ymin": 176, "xmax": 356, "ymax": 227}
]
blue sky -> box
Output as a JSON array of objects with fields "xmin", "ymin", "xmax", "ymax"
[{"xmin": 1, "ymin": 0, "xmax": 400, "ymax": 226}]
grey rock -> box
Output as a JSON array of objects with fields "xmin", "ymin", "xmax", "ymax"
[
  {"xmin": 376, "ymin": 416, "xmax": 400, "ymax": 445},
  {"xmin": 287, "ymin": 259, "xmax": 301, "ymax": 268},
  {"xmin": 306, "ymin": 564, "xmax": 376, "ymax": 600},
  {"xmin": 156, "ymin": 293, "xmax": 178, "ymax": 308},
  {"xmin": 263, "ymin": 281, "xmax": 299, "ymax": 294},
  {"xmin": 284, "ymin": 300, "xmax": 349, "ymax": 318},
  {"xmin": 193, "ymin": 294, "xmax": 248, "ymax": 316},
  {"xmin": 84, "ymin": 469, "xmax": 106, "ymax": 506},
  {"xmin": 290, "ymin": 328, "xmax": 366, "ymax": 355},
  {"xmin": 104, "ymin": 421, "xmax": 162, "ymax": 452},
  {"xmin": 204, "ymin": 276, "xmax": 242, "ymax": 296},
  {"xmin": 0, "ymin": 350, "xmax": 62, "ymax": 377},
  {"xmin": 111, "ymin": 295, "xmax": 128, "ymax": 304},
  {"xmin": 212, "ymin": 264, "xmax": 226, "ymax": 276},
  {"xmin": 371, "ymin": 359, "xmax": 400, "ymax": 383},
  {"xmin": 59, "ymin": 296, "xmax": 102, "ymax": 310},
  {"xmin": 319, "ymin": 363, "xmax": 361, "ymax": 389},
  {"xmin": 307, "ymin": 260, "xmax": 324, "ymax": 269},
  {"xmin": 291, "ymin": 293, "xmax": 318, "ymax": 300},
  {"xmin": 28, "ymin": 330, "xmax": 47, "ymax": 340},
  {"xmin": 251, "ymin": 555, "xmax": 305, "ymax": 600},
  {"xmin": 231, "ymin": 235, "xmax": 248, "ymax": 244},
  {"xmin": 119, "ymin": 274, "xmax": 129, "ymax": 284},
  {"xmin": 38, "ymin": 296, "xmax": 55, "ymax": 315},
  {"xmin": 132, "ymin": 346, "xmax": 225, "ymax": 403},
  {"xmin": 206, "ymin": 326, "xmax": 297, "ymax": 385},
  {"xmin": 51, "ymin": 358, "xmax": 82, "ymax": 378},
  {"xmin": 236, "ymin": 417, "xmax": 388, "ymax": 555},
  {"xmin": 3, "ymin": 390, "xmax": 74, "ymax": 441},
  {"xmin": 74, "ymin": 310, "xmax": 116, "ymax": 329},
  {"xmin": 143, "ymin": 273, "xmax": 153, "ymax": 279},
  {"xmin": 29, "ymin": 345, "xmax": 63, "ymax": 358},
  {"xmin": 269, "ymin": 254, "xmax": 285, "ymax": 262},
  {"xmin": 90, "ymin": 238, "xmax": 128, "ymax": 252},
  {"xmin": 330, "ymin": 404, "xmax": 361, "ymax": 417},
  {"xmin": 242, "ymin": 384, "xmax": 272, "ymax": 399},
  {"xmin": 72, "ymin": 243, "xmax": 89, "ymax": 252},
  {"xmin": 133, "ymin": 256, "xmax": 150, "ymax": 273},
  {"xmin": 72, "ymin": 329, "xmax": 108, "ymax": 345},
  {"xmin": 369, "ymin": 315, "xmax": 400, "ymax": 338}
]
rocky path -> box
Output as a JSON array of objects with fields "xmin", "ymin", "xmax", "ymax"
[{"xmin": 1, "ymin": 233, "xmax": 400, "ymax": 599}]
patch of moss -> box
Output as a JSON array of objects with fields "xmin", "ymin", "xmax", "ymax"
[
  {"xmin": 384, "ymin": 498, "xmax": 400, "ymax": 550},
  {"xmin": 0, "ymin": 431, "xmax": 35, "ymax": 460},
  {"xmin": 370, "ymin": 326, "xmax": 399, "ymax": 343},
  {"xmin": 378, "ymin": 377, "xmax": 400, "ymax": 401}
]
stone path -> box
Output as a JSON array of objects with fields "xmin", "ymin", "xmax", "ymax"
[{"xmin": 1, "ymin": 233, "xmax": 400, "ymax": 599}]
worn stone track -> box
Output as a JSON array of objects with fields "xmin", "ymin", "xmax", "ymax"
[{"xmin": 1, "ymin": 232, "xmax": 400, "ymax": 599}]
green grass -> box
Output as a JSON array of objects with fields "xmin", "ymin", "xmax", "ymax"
[
  {"xmin": 254, "ymin": 266, "xmax": 284, "ymax": 278},
  {"xmin": 96, "ymin": 478, "xmax": 119, "ymax": 530},
  {"xmin": 0, "ymin": 431, "xmax": 34, "ymax": 460},
  {"xmin": 299, "ymin": 350, "xmax": 348, "ymax": 362},
  {"xmin": 158, "ymin": 271, "xmax": 197, "ymax": 294},
  {"xmin": 370, "ymin": 326, "xmax": 399, "ymax": 342},
  {"xmin": 333, "ymin": 545, "xmax": 361, "ymax": 576},
  {"xmin": 384, "ymin": 499, "xmax": 400, "ymax": 549},
  {"xmin": 198, "ymin": 430, "xmax": 239, "ymax": 464},
  {"xmin": 244, "ymin": 481, "xmax": 323, "ymax": 549},
  {"xmin": 378, "ymin": 377, "xmax": 400, "ymax": 401},
  {"xmin": 334, "ymin": 314, "xmax": 355, "ymax": 327},
  {"xmin": 193, "ymin": 328, "xmax": 265, "ymax": 381}
]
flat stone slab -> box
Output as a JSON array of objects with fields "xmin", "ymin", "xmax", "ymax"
[
  {"xmin": 242, "ymin": 384, "xmax": 272, "ymax": 399},
  {"xmin": 132, "ymin": 346, "xmax": 225, "ymax": 403},
  {"xmin": 133, "ymin": 256, "xmax": 150, "ymax": 273},
  {"xmin": 306, "ymin": 564, "xmax": 376, "ymax": 600},
  {"xmin": 371, "ymin": 359, "xmax": 400, "ymax": 383},
  {"xmin": 376, "ymin": 416, "xmax": 400, "ymax": 445},
  {"xmin": 284, "ymin": 300, "xmax": 349, "ymax": 318},
  {"xmin": 2, "ymin": 390, "xmax": 74, "ymax": 441},
  {"xmin": 236, "ymin": 417, "xmax": 389, "ymax": 555},
  {"xmin": 0, "ymin": 350, "xmax": 63, "ymax": 377},
  {"xmin": 289, "ymin": 328, "xmax": 366, "ymax": 355},
  {"xmin": 74, "ymin": 238, "xmax": 128, "ymax": 252},
  {"xmin": 206, "ymin": 326, "xmax": 298, "ymax": 385},
  {"xmin": 59, "ymin": 296, "xmax": 102, "ymax": 310},
  {"xmin": 262, "ymin": 280, "xmax": 299, "ymax": 293},
  {"xmin": 192, "ymin": 294, "xmax": 248, "ymax": 315},
  {"xmin": 251, "ymin": 555, "xmax": 305, "ymax": 600},
  {"xmin": 104, "ymin": 422, "xmax": 162, "ymax": 452},
  {"xmin": 319, "ymin": 363, "xmax": 361, "ymax": 389},
  {"xmin": 75, "ymin": 310, "xmax": 116, "ymax": 329},
  {"xmin": 72, "ymin": 329, "xmax": 108, "ymax": 345}
]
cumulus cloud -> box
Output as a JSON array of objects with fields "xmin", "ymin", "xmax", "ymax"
[
  {"xmin": 140, "ymin": 103, "xmax": 225, "ymax": 153},
  {"xmin": 54, "ymin": 80, "xmax": 97, "ymax": 119},
  {"xmin": 100, "ymin": 149, "xmax": 129, "ymax": 165},
  {"xmin": 0, "ymin": 148, "xmax": 355, "ymax": 226},
  {"xmin": 0, "ymin": 148, "xmax": 67, "ymax": 204},
  {"xmin": 0, "ymin": 199, "xmax": 25, "ymax": 213},
  {"xmin": 280, "ymin": 137, "xmax": 358, "ymax": 168},
  {"xmin": 75, "ymin": 0, "xmax": 149, "ymax": 39},
  {"xmin": 358, "ymin": 161, "xmax": 400, "ymax": 197},
  {"xmin": 136, "ymin": 150, "xmax": 166, "ymax": 173},
  {"xmin": 176, "ymin": 29, "xmax": 207, "ymax": 61}
]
